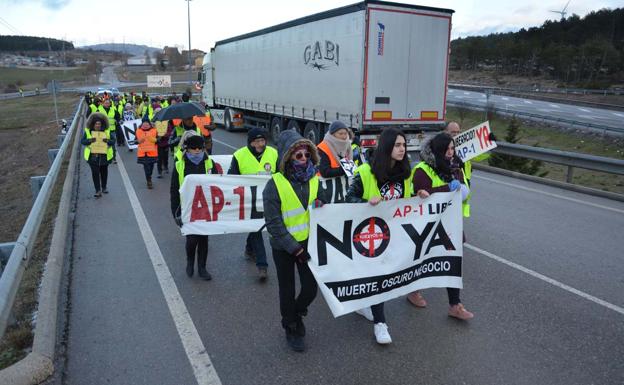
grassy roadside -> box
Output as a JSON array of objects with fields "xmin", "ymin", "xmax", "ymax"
[
  {"xmin": 0, "ymin": 95, "xmax": 79, "ymax": 368},
  {"xmin": 0, "ymin": 67, "xmax": 91, "ymax": 92},
  {"xmin": 446, "ymin": 106, "xmax": 624, "ymax": 194}
]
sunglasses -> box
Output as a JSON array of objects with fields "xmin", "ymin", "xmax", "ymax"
[{"xmin": 293, "ymin": 150, "xmax": 311, "ymax": 160}]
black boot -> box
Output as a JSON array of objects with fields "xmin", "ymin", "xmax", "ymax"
[
  {"xmin": 295, "ymin": 316, "xmax": 306, "ymax": 337},
  {"xmin": 186, "ymin": 255, "xmax": 194, "ymax": 277},
  {"xmin": 197, "ymin": 254, "xmax": 212, "ymax": 281},
  {"xmin": 285, "ymin": 322, "xmax": 305, "ymax": 352}
]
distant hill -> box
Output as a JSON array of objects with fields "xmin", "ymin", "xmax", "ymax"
[
  {"xmin": 0, "ymin": 35, "xmax": 74, "ymax": 51},
  {"xmin": 450, "ymin": 8, "xmax": 624, "ymax": 88},
  {"xmin": 79, "ymin": 43, "xmax": 161, "ymax": 56}
]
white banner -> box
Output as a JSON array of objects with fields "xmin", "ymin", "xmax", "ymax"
[
  {"xmin": 454, "ymin": 121, "xmax": 497, "ymax": 162},
  {"xmin": 308, "ymin": 193, "xmax": 463, "ymax": 317},
  {"xmin": 121, "ymin": 119, "xmax": 140, "ymax": 150},
  {"xmin": 179, "ymin": 172, "xmax": 351, "ymax": 235},
  {"xmin": 147, "ymin": 75, "xmax": 172, "ymax": 88}
]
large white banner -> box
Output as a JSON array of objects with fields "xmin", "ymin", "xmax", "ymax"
[
  {"xmin": 179, "ymin": 172, "xmax": 351, "ymax": 235},
  {"xmin": 180, "ymin": 174, "xmax": 270, "ymax": 235},
  {"xmin": 147, "ymin": 75, "xmax": 172, "ymax": 88},
  {"xmin": 454, "ymin": 121, "xmax": 497, "ymax": 162},
  {"xmin": 121, "ymin": 119, "xmax": 140, "ymax": 150},
  {"xmin": 308, "ymin": 193, "xmax": 463, "ymax": 317}
]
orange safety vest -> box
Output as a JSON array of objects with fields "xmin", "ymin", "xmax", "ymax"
[
  {"xmin": 136, "ymin": 128, "xmax": 158, "ymax": 157},
  {"xmin": 193, "ymin": 114, "xmax": 212, "ymax": 137},
  {"xmin": 317, "ymin": 141, "xmax": 339, "ymax": 168}
]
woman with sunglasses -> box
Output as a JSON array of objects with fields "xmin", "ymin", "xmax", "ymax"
[
  {"xmin": 345, "ymin": 127, "xmax": 413, "ymax": 344},
  {"xmin": 170, "ymin": 133, "xmax": 222, "ymax": 280},
  {"xmin": 262, "ymin": 130, "xmax": 327, "ymax": 352}
]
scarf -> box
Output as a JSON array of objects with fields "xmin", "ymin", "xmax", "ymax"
[
  {"xmin": 289, "ymin": 159, "xmax": 316, "ymax": 183},
  {"xmin": 322, "ymin": 132, "xmax": 352, "ymax": 161},
  {"xmin": 186, "ymin": 152, "xmax": 204, "ymax": 166}
]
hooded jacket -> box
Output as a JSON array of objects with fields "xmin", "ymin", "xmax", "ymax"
[
  {"xmin": 412, "ymin": 136, "xmax": 463, "ymax": 194},
  {"xmin": 262, "ymin": 130, "xmax": 324, "ymax": 254},
  {"xmin": 81, "ymin": 112, "xmax": 116, "ymax": 166}
]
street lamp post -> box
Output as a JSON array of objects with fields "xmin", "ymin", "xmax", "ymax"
[{"xmin": 186, "ymin": 0, "xmax": 193, "ymax": 95}]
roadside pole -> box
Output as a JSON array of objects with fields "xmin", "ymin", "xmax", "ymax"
[{"xmin": 52, "ymin": 80, "xmax": 59, "ymax": 128}]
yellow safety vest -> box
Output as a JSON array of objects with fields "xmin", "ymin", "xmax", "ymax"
[
  {"xmin": 176, "ymin": 157, "xmax": 214, "ymax": 187},
  {"xmin": 97, "ymin": 106, "xmax": 117, "ymax": 130},
  {"xmin": 233, "ymin": 146, "xmax": 278, "ymax": 175},
  {"xmin": 84, "ymin": 128, "xmax": 113, "ymax": 161},
  {"xmin": 355, "ymin": 163, "xmax": 412, "ymax": 201},
  {"xmin": 412, "ymin": 162, "xmax": 470, "ymax": 217},
  {"xmin": 272, "ymin": 173, "xmax": 318, "ymax": 242}
]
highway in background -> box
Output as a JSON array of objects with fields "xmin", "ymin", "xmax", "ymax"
[
  {"xmin": 57, "ymin": 127, "xmax": 624, "ymax": 385},
  {"xmin": 447, "ymin": 88, "xmax": 624, "ymax": 132}
]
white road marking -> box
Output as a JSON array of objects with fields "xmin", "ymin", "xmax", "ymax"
[
  {"xmin": 578, "ymin": 108, "xmax": 590, "ymax": 112},
  {"xmin": 612, "ymin": 112, "xmax": 624, "ymax": 118},
  {"xmin": 448, "ymin": 89, "xmax": 454, "ymax": 93},
  {"xmin": 117, "ymin": 156, "xmax": 223, "ymax": 385},
  {"xmin": 537, "ymin": 109, "xmax": 553, "ymax": 113},
  {"xmin": 549, "ymin": 104, "xmax": 560, "ymax": 108},
  {"xmin": 523, "ymin": 100, "xmax": 533, "ymax": 104},
  {"xmin": 463, "ymin": 92, "xmax": 470, "ymax": 95},
  {"xmin": 465, "ymin": 243, "xmax": 624, "ymax": 316},
  {"xmin": 474, "ymin": 174, "xmax": 624, "ymax": 214},
  {"xmin": 212, "ymin": 138, "xmax": 238, "ymax": 150},
  {"xmin": 502, "ymin": 97, "xmax": 509, "ymax": 101}
]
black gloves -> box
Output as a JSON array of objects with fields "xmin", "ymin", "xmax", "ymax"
[
  {"xmin": 294, "ymin": 249, "xmax": 311, "ymax": 264},
  {"xmin": 174, "ymin": 215, "xmax": 183, "ymax": 227}
]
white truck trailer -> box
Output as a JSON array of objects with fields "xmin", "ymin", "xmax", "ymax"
[{"xmin": 200, "ymin": 0, "xmax": 453, "ymax": 150}]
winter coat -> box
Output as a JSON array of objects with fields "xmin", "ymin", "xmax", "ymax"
[
  {"xmin": 262, "ymin": 130, "xmax": 327, "ymax": 254},
  {"xmin": 412, "ymin": 137, "xmax": 464, "ymax": 194},
  {"xmin": 81, "ymin": 112, "xmax": 116, "ymax": 166}
]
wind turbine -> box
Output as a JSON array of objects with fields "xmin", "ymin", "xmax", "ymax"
[{"xmin": 550, "ymin": 0, "xmax": 571, "ymax": 20}]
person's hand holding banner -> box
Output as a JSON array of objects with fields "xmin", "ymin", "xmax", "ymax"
[{"xmin": 295, "ymin": 249, "xmax": 312, "ymax": 264}]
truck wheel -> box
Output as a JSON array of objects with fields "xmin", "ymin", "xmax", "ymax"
[
  {"xmin": 287, "ymin": 120, "xmax": 300, "ymax": 134},
  {"xmin": 224, "ymin": 108, "xmax": 233, "ymax": 131},
  {"xmin": 303, "ymin": 122, "xmax": 320, "ymax": 144},
  {"xmin": 270, "ymin": 117, "xmax": 283, "ymax": 143}
]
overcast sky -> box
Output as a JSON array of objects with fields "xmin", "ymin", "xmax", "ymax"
[{"xmin": 0, "ymin": 0, "xmax": 620, "ymax": 51}]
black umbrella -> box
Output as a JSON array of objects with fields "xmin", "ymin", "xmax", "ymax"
[{"xmin": 152, "ymin": 102, "xmax": 206, "ymax": 121}]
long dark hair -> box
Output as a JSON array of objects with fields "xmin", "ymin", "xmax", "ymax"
[
  {"xmin": 429, "ymin": 132, "xmax": 456, "ymax": 182},
  {"xmin": 371, "ymin": 128, "xmax": 411, "ymax": 183}
]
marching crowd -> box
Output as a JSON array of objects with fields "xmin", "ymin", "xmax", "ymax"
[{"xmin": 81, "ymin": 90, "xmax": 492, "ymax": 352}]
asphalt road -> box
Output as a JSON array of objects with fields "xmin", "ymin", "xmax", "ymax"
[
  {"xmin": 447, "ymin": 88, "xmax": 624, "ymax": 131},
  {"xmin": 56, "ymin": 127, "xmax": 624, "ymax": 385}
]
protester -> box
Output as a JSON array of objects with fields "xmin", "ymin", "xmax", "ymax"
[
  {"xmin": 262, "ymin": 130, "xmax": 327, "ymax": 352},
  {"xmin": 228, "ymin": 128, "xmax": 278, "ymax": 281},
  {"xmin": 317, "ymin": 120, "xmax": 353, "ymax": 178},
  {"xmin": 97, "ymin": 99, "xmax": 121, "ymax": 163},
  {"xmin": 136, "ymin": 117, "xmax": 159, "ymax": 189},
  {"xmin": 81, "ymin": 112, "xmax": 115, "ymax": 198},
  {"xmin": 170, "ymin": 134, "xmax": 222, "ymax": 280},
  {"xmin": 408, "ymin": 132, "xmax": 474, "ymax": 320},
  {"xmin": 156, "ymin": 114, "xmax": 173, "ymax": 178},
  {"xmin": 344, "ymin": 127, "xmax": 412, "ymax": 344},
  {"xmin": 170, "ymin": 117, "xmax": 201, "ymax": 160}
]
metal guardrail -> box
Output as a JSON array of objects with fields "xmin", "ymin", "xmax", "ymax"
[
  {"xmin": 491, "ymin": 142, "xmax": 624, "ymax": 183},
  {"xmin": 447, "ymin": 100, "xmax": 624, "ymax": 135},
  {"xmin": 449, "ymin": 82, "xmax": 624, "ymax": 96},
  {"xmin": 0, "ymin": 98, "xmax": 84, "ymax": 338}
]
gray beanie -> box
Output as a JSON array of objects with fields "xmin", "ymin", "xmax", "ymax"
[{"xmin": 328, "ymin": 120, "xmax": 348, "ymax": 134}]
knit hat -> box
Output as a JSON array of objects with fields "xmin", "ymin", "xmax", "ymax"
[
  {"xmin": 247, "ymin": 127, "xmax": 267, "ymax": 144},
  {"xmin": 185, "ymin": 135, "xmax": 204, "ymax": 149},
  {"xmin": 141, "ymin": 115, "xmax": 152, "ymax": 124},
  {"xmin": 329, "ymin": 120, "xmax": 348, "ymax": 134}
]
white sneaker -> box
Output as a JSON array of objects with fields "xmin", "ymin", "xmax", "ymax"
[
  {"xmin": 374, "ymin": 323, "xmax": 392, "ymax": 344},
  {"xmin": 355, "ymin": 307, "xmax": 374, "ymax": 322}
]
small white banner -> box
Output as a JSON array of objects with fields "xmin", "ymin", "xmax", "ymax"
[
  {"xmin": 121, "ymin": 119, "xmax": 141, "ymax": 150},
  {"xmin": 308, "ymin": 193, "xmax": 463, "ymax": 317},
  {"xmin": 454, "ymin": 121, "xmax": 497, "ymax": 162},
  {"xmin": 147, "ymin": 75, "xmax": 172, "ymax": 88},
  {"xmin": 179, "ymin": 172, "xmax": 351, "ymax": 235}
]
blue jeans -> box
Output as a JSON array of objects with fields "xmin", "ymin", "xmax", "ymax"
[{"xmin": 246, "ymin": 231, "xmax": 267, "ymax": 267}]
